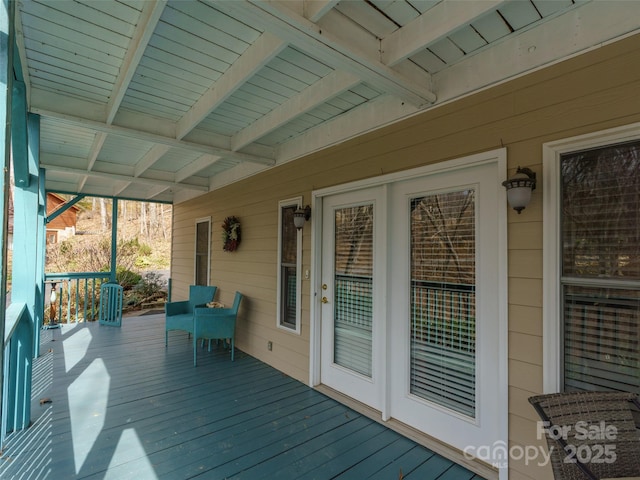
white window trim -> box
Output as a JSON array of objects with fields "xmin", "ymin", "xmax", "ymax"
[
  {"xmin": 277, "ymin": 197, "xmax": 302, "ymax": 334},
  {"xmin": 194, "ymin": 216, "xmax": 211, "ymax": 286},
  {"xmin": 542, "ymin": 122, "xmax": 640, "ymax": 393}
]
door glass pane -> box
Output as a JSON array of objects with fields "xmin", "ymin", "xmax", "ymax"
[
  {"xmin": 410, "ymin": 190, "xmax": 476, "ymax": 417},
  {"xmin": 334, "ymin": 204, "xmax": 374, "ymax": 377}
]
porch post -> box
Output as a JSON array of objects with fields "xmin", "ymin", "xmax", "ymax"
[
  {"xmin": 111, "ymin": 198, "xmax": 118, "ymax": 282},
  {"xmin": 33, "ymin": 119, "xmax": 45, "ymax": 353},
  {"xmin": 0, "ymin": 0, "xmax": 15, "ymax": 442},
  {"xmin": 4, "ymin": 79, "xmax": 37, "ymax": 438}
]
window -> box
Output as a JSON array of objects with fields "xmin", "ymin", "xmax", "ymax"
[
  {"xmin": 278, "ymin": 199, "xmax": 302, "ymax": 332},
  {"xmin": 544, "ymin": 128, "xmax": 640, "ymax": 394},
  {"xmin": 195, "ymin": 217, "xmax": 210, "ymax": 286}
]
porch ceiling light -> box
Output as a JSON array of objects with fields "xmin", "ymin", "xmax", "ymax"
[
  {"xmin": 502, "ymin": 167, "xmax": 536, "ymax": 214},
  {"xmin": 293, "ymin": 205, "xmax": 311, "ymax": 230}
]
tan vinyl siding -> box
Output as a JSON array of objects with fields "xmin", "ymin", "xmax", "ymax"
[{"xmin": 171, "ymin": 34, "xmax": 640, "ymax": 479}]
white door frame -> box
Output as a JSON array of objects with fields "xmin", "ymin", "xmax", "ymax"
[{"xmin": 309, "ymin": 148, "xmax": 509, "ymax": 478}]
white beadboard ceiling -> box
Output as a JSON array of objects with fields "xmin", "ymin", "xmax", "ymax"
[{"xmin": 14, "ymin": 0, "xmax": 640, "ymax": 204}]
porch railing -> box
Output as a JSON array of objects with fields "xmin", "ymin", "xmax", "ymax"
[
  {"xmin": 2, "ymin": 302, "xmax": 31, "ymax": 445},
  {"xmin": 44, "ymin": 272, "xmax": 112, "ymax": 324}
]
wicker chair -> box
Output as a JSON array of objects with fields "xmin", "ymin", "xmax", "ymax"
[{"xmin": 529, "ymin": 391, "xmax": 640, "ymax": 480}]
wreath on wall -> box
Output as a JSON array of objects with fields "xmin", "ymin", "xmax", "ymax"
[{"xmin": 222, "ymin": 216, "xmax": 241, "ymax": 252}]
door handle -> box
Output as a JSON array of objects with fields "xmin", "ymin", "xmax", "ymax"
[{"xmin": 322, "ymin": 296, "xmax": 329, "ymax": 304}]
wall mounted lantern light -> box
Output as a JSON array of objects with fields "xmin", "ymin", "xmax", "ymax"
[
  {"xmin": 293, "ymin": 205, "xmax": 311, "ymax": 230},
  {"xmin": 502, "ymin": 167, "xmax": 536, "ymax": 214}
]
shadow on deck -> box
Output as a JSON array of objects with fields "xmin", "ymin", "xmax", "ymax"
[{"xmin": 0, "ymin": 314, "xmax": 486, "ymax": 479}]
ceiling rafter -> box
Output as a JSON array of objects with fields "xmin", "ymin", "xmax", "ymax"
[
  {"xmin": 231, "ymin": 69, "xmax": 361, "ymax": 151},
  {"xmin": 381, "ymin": 0, "xmax": 506, "ymax": 66},
  {"xmin": 77, "ymin": 131, "xmax": 108, "ymax": 192},
  {"xmin": 215, "ymin": 0, "xmax": 436, "ymax": 106},
  {"xmin": 32, "ymin": 106, "xmax": 275, "ymax": 166},
  {"xmin": 176, "ymin": 31, "xmax": 287, "ymax": 140},
  {"xmin": 134, "ymin": 145, "xmax": 171, "ymax": 178},
  {"xmin": 113, "ymin": 182, "xmax": 132, "ymax": 197},
  {"xmin": 175, "ymin": 154, "xmax": 221, "ymax": 183},
  {"xmin": 107, "ymin": 0, "xmax": 167, "ymax": 125},
  {"xmin": 42, "ymin": 158, "xmax": 209, "ymax": 193},
  {"xmin": 143, "ymin": 184, "xmax": 170, "ymax": 200},
  {"xmin": 303, "ymin": 0, "xmax": 339, "ymax": 22},
  {"xmin": 87, "ymin": 132, "xmax": 107, "ymax": 172},
  {"xmin": 68, "ymin": 0, "xmax": 167, "ymax": 197}
]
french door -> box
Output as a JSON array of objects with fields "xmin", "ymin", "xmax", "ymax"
[
  {"xmin": 320, "ymin": 187, "xmax": 386, "ymax": 409},
  {"xmin": 318, "ymin": 159, "xmax": 504, "ymax": 453},
  {"xmin": 388, "ymin": 163, "xmax": 501, "ymax": 451}
]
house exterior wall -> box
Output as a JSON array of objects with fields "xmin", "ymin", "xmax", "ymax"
[
  {"xmin": 171, "ymin": 34, "xmax": 640, "ymax": 480},
  {"xmin": 46, "ymin": 194, "xmax": 78, "ymax": 232}
]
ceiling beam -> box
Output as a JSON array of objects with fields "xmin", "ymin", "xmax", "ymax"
[
  {"xmin": 143, "ymin": 184, "xmax": 169, "ymax": 200},
  {"xmin": 176, "ymin": 31, "xmax": 287, "ymax": 140},
  {"xmin": 134, "ymin": 144, "xmax": 171, "ymax": 178},
  {"xmin": 231, "ymin": 70, "xmax": 361, "ymax": 151},
  {"xmin": 113, "ymin": 182, "xmax": 132, "ymax": 197},
  {"xmin": 432, "ymin": 0, "xmax": 640, "ymax": 103},
  {"xmin": 87, "ymin": 132, "xmax": 107, "ymax": 171},
  {"xmin": 175, "ymin": 154, "xmax": 221, "ymax": 183},
  {"xmin": 303, "ymin": 0, "xmax": 339, "ymax": 22},
  {"xmin": 32, "ymin": 106, "xmax": 276, "ymax": 166},
  {"xmin": 106, "ymin": 0, "xmax": 167, "ymax": 124},
  {"xmin": 42, "ymin": 160, "xmax": 209, "ymax": 192},
  {"xmin": 381, "ymin": 0, "xmax": 505, "ymax": 66},
  {"xmin": 215, "ymin": 0, "xmax": 436, "ymax": 106}
]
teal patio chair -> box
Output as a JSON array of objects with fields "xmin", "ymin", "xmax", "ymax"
[
  {"xmin": 193, "ymin": 291, "xmax": 243, "ymax": 366},
  {"xmin": 165, "ymin": 285, "xmax": 217, "ymax": 348},
  {"xmin": 99, "ymin": 282, "xmax": 123, "ymax": 327}
]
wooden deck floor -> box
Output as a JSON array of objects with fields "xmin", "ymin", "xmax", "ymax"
[{"xmin": 0, "ymin": 314, "xmax": 486, "ymax": 479}]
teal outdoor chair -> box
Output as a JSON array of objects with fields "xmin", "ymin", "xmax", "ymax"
[
  {"xmin": 193, "ymin": 291, "xmax": 243, "ymax": 366},
  {"xmin": 98, "ymin": 282, "xmax": 123, "ymax": 327},
  {"xmin": 165, "ymin": 285, "xmax": 217, "ymax": 348}
]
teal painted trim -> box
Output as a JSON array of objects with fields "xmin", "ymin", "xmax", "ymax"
[
  {"xmin": 45, "ymin": 189, "xmax": 173, "ymax": 205},
  {"xmin": 3, "ymin": 302, "xmax": 31, "ymax": 440},
  {"xmin": 44, "ymin": 272, "xmax": 111, "ymax": 323},
  {"xmin": 2, "ymin": 303, "xmax": 31, "ymax": 439},
  {"xmin": 0, "ymin": 0, "xmax": 15, "ymax": 450},
  {"xmin": 35, "ymin": 164, "xmax": 47, "ymax": 348},
  {"xmin": 5, "ymin": 36, "xmax": 35, "ymax": 441},
  {"xmin": 45, "ymin": 271, "xmax": 111, "ymax": 280},
  {"xmin": 3, "ymin": 303, "xmax": 25, "ymax": 346},
  {"xmin": 32, "ymin": 118, "xmax": 44, "ymax": 354},
  {"xmin": 12, "ymin": 40, "xmax": 21, "ymax": 82},
  {"xmin": 45, "ymin": 193, "xmax": 86, "ymax": 224},
  {"xmin": 110, "ymin": 199, "xmax": 118, "ymax": 283},
  {"xmin": 10, "ymin": 81, "xmax": 28, "ymax": 188}
]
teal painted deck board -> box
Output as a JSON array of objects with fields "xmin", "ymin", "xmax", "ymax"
[{"xmin": 0, "ymin": 314, "xmax": 488, "ymax": 480}]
